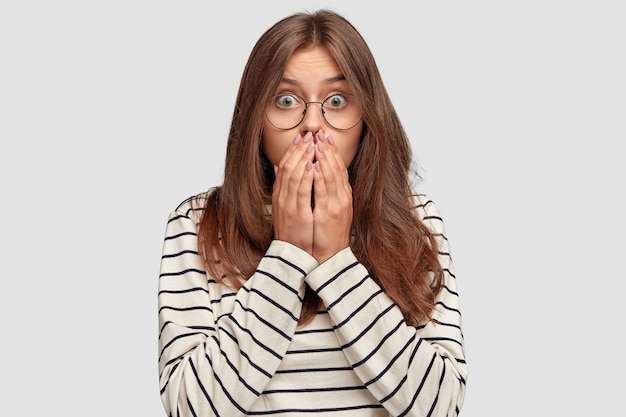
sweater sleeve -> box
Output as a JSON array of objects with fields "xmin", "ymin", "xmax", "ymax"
[
  {"xmin": 158, "ymin": 203, "xmax": 319, "ymax": 417},
  {"xmin": 303, "ymin": 195, "xmax": 467, "ymax": 417}
]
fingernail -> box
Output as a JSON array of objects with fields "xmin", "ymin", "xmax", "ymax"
[
  {"xmin": 317, "ymin": 141, "xmax": 324, "ymax": 153},
  {"xmin": 318, "ymin": 130, "xmax": 326, "ymax": 142},
  {"xmin": 306, "ymin": 161, "xmax": 313, "ymax": 171},
  {"xmin": 293, "ymin": 134, "xmax": 302, "ymax": 145},
  {"xmin": 315, "ymin": 161, "xmax": 321, "ymax": 172},
  {"xmin": 303, "ymin": 131, "xmax": 313, "ymax": 143},
  {"xmin": 327, "ymin": 134, "xmax": 335, "ymax": 146},
  {"xmin": 274, "ymin": 165, "xmax": 278, "ymax": 174},
  {"xmin": 307, "ymin": 142, "xmax": 314, "ymax": 153}
]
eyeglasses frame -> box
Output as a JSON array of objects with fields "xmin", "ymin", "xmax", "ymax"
[{"xmin": 265, "ymin": 92, "xmax": 362, "ymax": 131}]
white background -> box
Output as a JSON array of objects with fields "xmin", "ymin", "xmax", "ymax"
[{"xmin": 1, "ymin": 1, "xmax": 624, "ymax": 416}]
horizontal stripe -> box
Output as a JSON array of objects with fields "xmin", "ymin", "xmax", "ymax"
[{"xmin": 246, "ymin": 404, "xmax": 384, "ymax": 415}]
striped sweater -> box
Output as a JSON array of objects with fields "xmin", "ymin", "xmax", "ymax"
[{"xmin": 158, "ymin": 193, "xmax": 467, "ymax": 416}]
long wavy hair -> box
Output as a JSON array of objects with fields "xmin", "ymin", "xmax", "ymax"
[{"xmin": 195, "ymin": 9, "xmax": 444, "ymax": 326}]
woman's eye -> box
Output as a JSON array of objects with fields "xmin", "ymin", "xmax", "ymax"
[
  {"xmin": 326, "ymin": 94, "xmax": 348, "ymax": 108},
  {"xmin": 275, "ymin": 95, "xmax": 298, "ymax": 108}
]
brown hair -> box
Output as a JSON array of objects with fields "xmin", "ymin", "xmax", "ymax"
[{"xmin": 196, "ymin": 9, "xmax": 444, "ymax": 326}]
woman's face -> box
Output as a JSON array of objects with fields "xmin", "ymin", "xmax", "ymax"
[{"xmin": 262, "ymin": 46, "xmax": 364, "ymax": 167}]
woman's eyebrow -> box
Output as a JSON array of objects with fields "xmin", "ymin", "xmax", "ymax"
[
  {"xmin": 280, "ymin": 77, "xmax": 299, "ymax": 86},
  {"xmin": 324, "ymin": 74, "xmax": 346, "ymax": 84}
]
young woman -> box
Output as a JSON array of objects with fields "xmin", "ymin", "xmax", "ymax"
[{"xmin": 158, "ymin": 9, "xmax": 467, "ymax": 417}]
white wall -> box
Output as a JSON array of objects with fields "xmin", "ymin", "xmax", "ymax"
[{"xmin": 1, "ymin": 1, "xmax": 623, "ymax": 415}]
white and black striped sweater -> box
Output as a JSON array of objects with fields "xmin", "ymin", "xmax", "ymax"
[{"xmin": 158, "ymin": 193, "xmax": 467, "ymax": 416}]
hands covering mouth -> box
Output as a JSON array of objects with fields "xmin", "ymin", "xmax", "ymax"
[{"xmin": 271, "ymin": 130, "xmax": 353, "ymax": 263}]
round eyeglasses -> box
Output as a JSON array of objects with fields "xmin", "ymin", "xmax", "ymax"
[{"xmin": 265, "ymin": 92, "xmax": 362, "ymax": 131}]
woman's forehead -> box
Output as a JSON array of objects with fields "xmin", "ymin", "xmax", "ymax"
[{"xmin": 281, "ymin": 46, "xmax": 345, "ymax": 85}]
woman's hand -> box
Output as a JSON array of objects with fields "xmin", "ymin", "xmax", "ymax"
[
  {"xmin": 312, "ymin": 131, "xmax": 353, "ymax": 263},
  {"xmin": 272, "ymin": 131, "xmax": 316, "ymax": 255}
]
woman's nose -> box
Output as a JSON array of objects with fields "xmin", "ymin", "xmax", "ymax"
[{"xmin": 300, "ymin": 104, "xmax": 324, "ymax": 139}]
